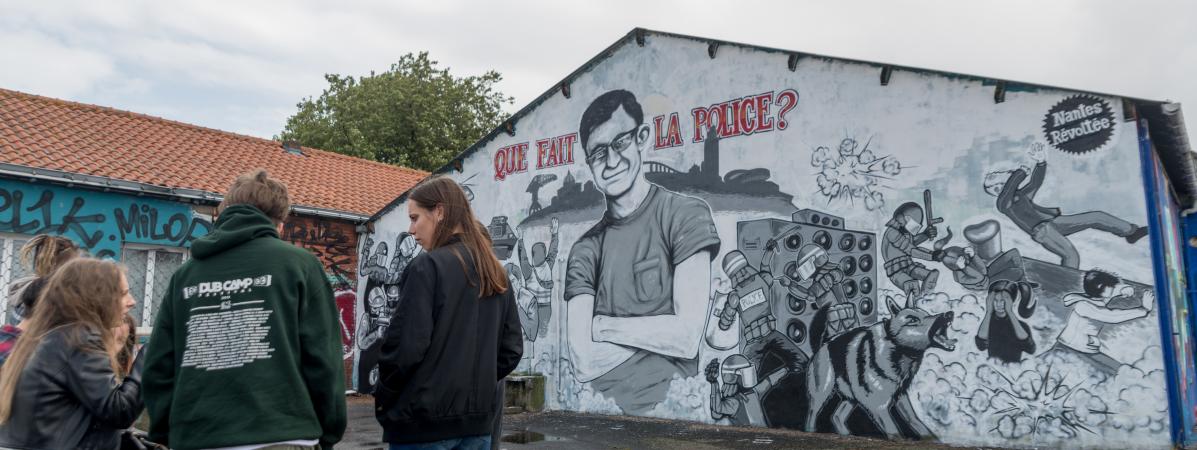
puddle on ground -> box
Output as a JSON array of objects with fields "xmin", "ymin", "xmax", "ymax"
[{"xmin": 500, "ymin": 430, "xmax": 569, "ymax": 444}]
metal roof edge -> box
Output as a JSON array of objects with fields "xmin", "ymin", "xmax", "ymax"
[
  {"xmin": 290, "ymin": 205, "xmax": 371, "ymax": 222},
  {"xmin": 0, "ymin": 163, "xmax": 371, "ymax": 222},
  {"xmin": 1136, "ymin": 102, "xmax": 1196, "ymax": 208},
  {"xmin": 366, "ymin": 27, "xmax": 1180, "ymax": 223},
  {"xmin": 638, "ymin": 28, "xmax": 1171, "ymax": 104}
]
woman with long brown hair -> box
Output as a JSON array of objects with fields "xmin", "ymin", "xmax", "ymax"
[
  {"xmin": 0, "ymin": 258, "xmax": 143, "ymax": 449},
  {"xmin": 0, "ymin": 235, "xmax": 81, "ymax": 365},
  {"xmin": 375, "ymin": 176, "xmax": 523, "ymax": 450}
]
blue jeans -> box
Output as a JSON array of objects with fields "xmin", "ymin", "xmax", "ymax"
[{"xmin": 389, "ymin": 436, "xmax": 492, "ymax": 450}]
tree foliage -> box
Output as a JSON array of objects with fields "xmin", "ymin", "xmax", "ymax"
[{"xmin": 278, "ymin": 52, "xmax": 512, "ymax": 171}]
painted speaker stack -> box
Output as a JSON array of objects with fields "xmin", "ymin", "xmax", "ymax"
[{"xmin": 735, "ymin": 209, "xmax": 880, "ymax": 356}]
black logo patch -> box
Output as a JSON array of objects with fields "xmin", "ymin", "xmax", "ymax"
[{"xmin": 1042, "ymin": 95, "xmax": 1116, "ymax": 155}]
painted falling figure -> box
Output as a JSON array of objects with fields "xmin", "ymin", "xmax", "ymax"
[
  {"xmin": 983, "ymin": 143, "xmax": 1148, "ymax": 269},
  {"xmin": 516, "ymin": 217, "xmax": 559, "ymax": 339},
  {"xmin": 932, "ymin": 228, "xmax": 989, "ymax": 291}
]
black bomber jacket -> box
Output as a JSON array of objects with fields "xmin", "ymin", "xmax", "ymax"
[{"xmin": 374, "ymin": 237, "xmax": 523, "ymax": 444}]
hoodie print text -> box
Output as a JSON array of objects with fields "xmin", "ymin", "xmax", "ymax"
[{"xmin": 180, "ymin": 275, "xmax": 277, "ymax": 371}]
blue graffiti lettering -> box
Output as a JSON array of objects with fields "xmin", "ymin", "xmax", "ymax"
[{"xmin": 0, "ymin": 182, "xmax": 212, "ymax": 260}]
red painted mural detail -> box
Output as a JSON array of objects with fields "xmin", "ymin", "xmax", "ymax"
[
  {"xmin": 282, "ymin": 215, "xmax": 360, "ymax": 385},
  {"xmin": 336, "ymin": 288, "xmax": 357, "ymax": 359}
]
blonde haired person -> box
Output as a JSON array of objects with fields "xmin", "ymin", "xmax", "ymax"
[
  {"xmin": 0, "ymin": 235, "xmax": 81, "ymax": 365},
  {"xmin": 143, "ymin": 169, "xmax": 346, "ymax": 450},
  {"xmin": 0, "ymin": 258, "xmax": 142, "ymax": 449}
]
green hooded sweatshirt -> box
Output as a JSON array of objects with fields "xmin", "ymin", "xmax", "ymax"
[{"xmin": 143, "ymin": 205, "xmax": 347, "ymax": 449}]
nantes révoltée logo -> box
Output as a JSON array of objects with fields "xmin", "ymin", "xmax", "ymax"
[
  {"xmin": 1042, "ymin": 95, "xmax": 1116, "ymax": 155},
  {"xmin": 183, "ymin": 275, "xmax": 272, "ymax": 299}
]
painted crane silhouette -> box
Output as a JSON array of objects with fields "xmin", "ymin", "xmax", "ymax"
[{"xmin": 527, "ymin": 174, "xmax": 558, "ymax": 214}]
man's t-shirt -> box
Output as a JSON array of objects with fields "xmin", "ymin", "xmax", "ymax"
[
  {"xmin": 564, "ymin": 184, "xmax": 720, "ymax": 413},
  {"xmin": 565, "ymin": 184, "xmax": 720, "ymax": 315}
]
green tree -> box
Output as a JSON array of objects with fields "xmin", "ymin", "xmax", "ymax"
[{"xmin": 278, "ymin": 52, "xmax": 512, "ymax": 171}]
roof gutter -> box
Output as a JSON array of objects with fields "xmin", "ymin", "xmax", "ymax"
[
  {"xmin": 0, "ymin": 162, "xmax": 371, "ymax": 222},
  {"xmin": 1136, "ymin": 102, "xmax": 1197, "ymax": 211},
  {"xmin": 291, "ymin": 205, "xmax": 371, "ymax": 222}
]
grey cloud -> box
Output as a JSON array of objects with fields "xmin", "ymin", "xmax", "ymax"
[{"xmin": 0, "ymin": 0, "xmax": 1192, "ymax": 139}]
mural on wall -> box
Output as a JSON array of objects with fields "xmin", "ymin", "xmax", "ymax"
[
  {"xmin": 280, "ymin": 216, "xmax": 361, "ymax": 367},
  {"xmin": 807, "ymin": 296, "xmax": 955, "ymax": 439},
  {"xmin": 355, "ymin": 232, "xmax": 420, "ymax": 393},
  {"xmin": 335, "ymin": 288, "xmax": 357, "ymax": 359},
  {"xmin": 511, "ymin": 218, "xmax": 558, "ymax": 342},
  {"xmin": 0, "ymin": 180, "xmax": 211, "ymax": 259},
  {"xmin": 984, "ymin": 143, "xmax": 1148, "ymax": 269},
  {"xmin": 974, "ymin": 278, "xmax": 1037, "ymax": 363},
  {"xmin": 881, "ymin": 193, "xmax": 943, "ymax": 299},
  {"xmin": 357, "ymin": 34, "xmax": 1172, "ymax": 449},
  {"xmin": 561, "ymin": 90, "xmax": 722, "ymax": 415}
]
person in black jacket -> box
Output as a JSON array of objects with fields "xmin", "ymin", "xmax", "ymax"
[
  {"xmin": 0, "ymin": 258, "xmax": 143, "ymax": 450},
  {"xmin": 375, "ymin": 176, "xmax": 523, "ymax": 450}
]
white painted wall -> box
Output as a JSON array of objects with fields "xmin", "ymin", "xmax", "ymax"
[{"xmin": 357, "ymin": 33, "xmax": 1168, "ymax": 449}]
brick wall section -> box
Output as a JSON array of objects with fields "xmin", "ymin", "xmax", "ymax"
[{"xmin": 282, "ymin": 214, "xmax": 360, "ymax": 390}]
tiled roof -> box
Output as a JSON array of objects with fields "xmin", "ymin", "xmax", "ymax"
[{"xmin": 0, "ymin": 88, "xmax": 428, "ymax": 216}]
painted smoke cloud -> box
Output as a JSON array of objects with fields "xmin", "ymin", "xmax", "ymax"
[{"xmin": 812, "ymin": 137, "xmax": 903, "ymax": 211}]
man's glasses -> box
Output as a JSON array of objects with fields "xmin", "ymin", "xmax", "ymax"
[{"xmin": 585, "ymin": 126, "xmax": 640, "ymax": 166}]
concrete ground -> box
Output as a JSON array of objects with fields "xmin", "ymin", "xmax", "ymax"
[{"xmin": 344, "ymin": 396, "xmax": 988, "ymax": 450}]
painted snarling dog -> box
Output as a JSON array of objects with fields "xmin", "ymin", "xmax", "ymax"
[{"xmin": 805, "ymin": 297, "xmax": 956, "ymax": 439}]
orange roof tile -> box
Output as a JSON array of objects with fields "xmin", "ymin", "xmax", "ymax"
[{"xmin": 0, "ymin": 88, "xmax": 427, "ymax": 216}]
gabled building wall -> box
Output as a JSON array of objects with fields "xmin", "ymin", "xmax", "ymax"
[{"xmin": 360, "ymin": 32, "xmax": 1171, "ymax": 448}]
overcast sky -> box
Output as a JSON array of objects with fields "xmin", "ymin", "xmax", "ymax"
[{"xmin": 2, "ymin": 0, "xmax": 1193, "ymax": 141}]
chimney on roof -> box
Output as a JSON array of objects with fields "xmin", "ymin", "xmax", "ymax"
[{"xmin": 282, "ymin": 140, "xmax": 305, "ymax": 156}]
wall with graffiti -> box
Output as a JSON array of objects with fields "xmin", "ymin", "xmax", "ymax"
[
  {"xmin": 359, "ymin": 33, "xmax": 1172, "ymax": 448},
  {"xmin": 0, "ymin": 179, "xmax": 361, "ymax": 377},
  {"xmin": 0, "ymin": 178, "xmax": 211, "ymax": 259},
  {"xmin": 280, "ymin": 214, "xmax": 361, "ymax": 380}
]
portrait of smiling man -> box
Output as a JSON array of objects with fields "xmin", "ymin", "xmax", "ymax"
[{"xmin": 564, "ymin": 89, "xmax": 721, "ymax": 414}]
